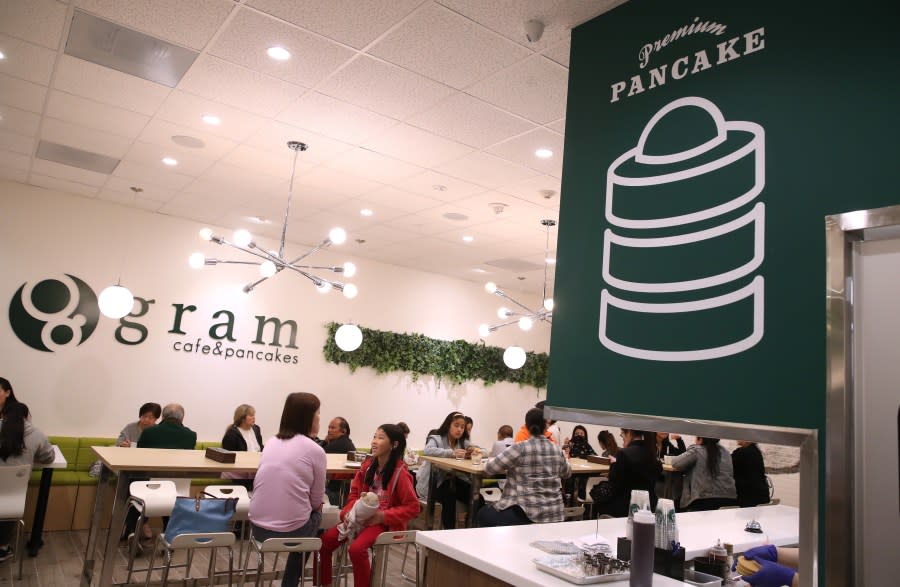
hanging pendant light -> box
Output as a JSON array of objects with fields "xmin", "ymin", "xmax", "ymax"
[
  {"xmin": 98, "ymin": 283, "xmax": 134, "ymax": 319},
  {"xmin": 335, "ymin": 323, "xmax": 363, "ymax": 352}
]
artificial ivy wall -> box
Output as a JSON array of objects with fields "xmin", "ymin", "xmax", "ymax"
[{"xmin": 322, "ymin": 322, "xmax": 549, "ymax": 389}]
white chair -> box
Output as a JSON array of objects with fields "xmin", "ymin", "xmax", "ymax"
[
  {"xmin": 563, "ymin": 505, "xmax": 585, "ymax": 521},
  {"xmin": 336, "ymin": 530, "xmax": 419, "ymax": 587},
  {"xmin": 145, "ymin": 531, "xmax": 236, "ymax": 586},
  {"xmin": 479, "ymin": 487, "xmax": 501, "ymax": 503},
  {"xmin": 577, "ymin": 477, "xmax": 604, "ymax": 518},
  {"xmin": 205, "ymin": 485, "xmax": 251, "ymax": 564},
  {"xmin": 241, "ymin": 536, "xmax": 321, "ymax": 587},
  {"xmin": 125, "ymin": 479, "xmax": 189, "ymax": 583},
  {"xmin": 0, "ymin": 464, "xmax": 32, "ymax": 580}
]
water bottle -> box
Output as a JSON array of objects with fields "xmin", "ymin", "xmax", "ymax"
[{"xmin": 630, "ymin": 509, "xmax": 655, "ymax": 587}]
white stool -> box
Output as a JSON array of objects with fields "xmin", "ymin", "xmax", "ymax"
[
  {"xmin": 205, "ymin": 485, "xmax": 251, "ymax": 564},
  {"xmin": 577, "ymin": 477, "xmax": 604, "ymax": 518},
  {"xmin": 145, "ymin": 531, "xmax": 235, "ymax": 586},
  {"xmin": 241, "ymin": 536, "xmax": 321, "ymax": 587},
  {"xmin": 125, "ymin": 480, "xmax": 183, "ymax": 583},
  {"xmin": 0, "ymin": 464, "xmax": 31, "ymax": 580}
]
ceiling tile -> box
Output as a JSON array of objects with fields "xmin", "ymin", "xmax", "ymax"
[
  {"xmin": 31, "ymin": 157, "xmax": 110, "ymax": 187},
  {"xmin": 75, "ymin": 0, "xmax": 235, "ymax": 51},
  {"xmin": 414, "ymin": 202, "xmax": 492, "ymax": 229},
  {"xmin": 378, "ymin": 212, "xmax": 451, "ymax": 236},
  {"xmin": 157, "ymin": 192, "xmax": 228, "ymax": 225},
  {"xmin": 177, "ymin": 55, "xmax": 304, "ymax": 118},
  {"xmin": 0, "ymin": 34, "xmax": 56, "ymax": 85},
  {"xmin": 245, "ymin": 120, "xmax": 353, "ymax": 165},
  {"xmin": 29, "ymin": 173, "xmax": 100, "ymax": 197},
  {"xmin": 486, "ymin": 127, "xmax": 564, "ymax": 176},
  {"xmin": 435, "ymin": 0, "xmax": 617, "ymax": 51},
  {"xmin": 358, "ymin": 185, "xmax": 442, "ymax": 213},
  {"xmin": 0, "ymin": 104, "xmax": 41, "ymax": 137},
  {"xmin": 392, "ymin": 170, "xmax": 485, "ymax": 201},
  {"xmin": 454, "ymin": 190, "xmax": 551, "ymax": 225},
  {"xmin": 46, "ymin": 91, "xmax": 151, "ymax": 139},
  {"xmin": 123, "ymin": 140, "xmax": 217, "ymax": 177},
  {"xmin": 52, "ymin": 55, "xmax": 171, "ymax": 115},
  {"xmin": 0, "ymin": 0, "xmax": 67, "ymax": 50},
  {"xmin": 195, "ymin": 161, "xmax": 288, "ymax": 195},
  {"xmin": 406, "ymin": 92, "xmax": 535, "ymax": 149},
  {"xmin": 547, "ymin": 117, "xmax": 565, "ymax": 133},
  {"xmin": 136, "ymin": 118, "xmax": 237, "ymax": 160},
  {"xmin": 369, "ymin": 3, "xmax": 531, "ymax": 90},
  {"xmin": 103, "ymin": 175, "xmax": 175, "ymax": 202},
  {"xmin": 247, "ymin": 0, "xmax": 423, "ymax": 50},
  {"xmin": 543, "ymin": 37, "xmax": 571, "ymax": 68},
  {"xmin": 325, "ymin": 147, "xmax": 422, "ymax": 184},
  {"xmin": 469, "ymin": 55, "xmax": 568, "ymax": 124},
  {"xmin": 361, "ymin": 122, "xmax": 472, "ymax": 168},
  {"xmin": 209, "ymin": 7, "xmax": 355, "ymax": 88},
  {"xmin": 41, "ymin": 117, "xmax": 133, "ymax": 158},
  {"xmin": 296, "ymin": 165, "xmax": 383, "ymax": 201},
  {"xmin": 113, "ymin": 159, "xmax": 196, "ymax": 191},
  {"xmin": 0, "ymin": 166, "xmax": 27, "ymax": 183},
  {"xmin": 155, "ymin": 91, "xmax": 268, "ymax": 143},
  {"xmin": 277, "ymin": 91, "xmax": 396, "ymax": 144},
  {"xmin": 329, "ymin": 197, "xmax": 409, "ymax": 223},
  {"xmin": 220, "ymin": 143, "xmax": 316, "ymax": 181},
  {"xmin": 96, "ymin": 189, "xmax": 165, "ymax": 212},
  {"xmin": 0, "ymin": 129, "xmax": 36, "ymax": 155},
  {"xmin": 318, "ymin": 55, "xmax": 455, "ymax": 120},
  {"xmin": 0, "ymin": 148, "xmax": 30, "ymax": 171},
  {"xmin": 435, "ymin": 151, "xmax": 539, "ymax": 189},
  {"xmin": 0, "ymin": 73, "xmax": 48, "ymax": 113},
  {"xmin": 349, "ymin": 222, "xmax": 420, "ymax": 247},
  {"xmin": 497, "ymin": 174, "xmax": 562, "ymax": 208}
]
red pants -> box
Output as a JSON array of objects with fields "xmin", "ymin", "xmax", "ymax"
[{"xmin": 317, "ymin": 524, "xmax": 385, "ymax": 587}]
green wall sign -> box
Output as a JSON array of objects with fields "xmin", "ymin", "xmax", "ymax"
[{"xmin": 548, "ymin": 0, "xmax": 900, "ymax": 430}]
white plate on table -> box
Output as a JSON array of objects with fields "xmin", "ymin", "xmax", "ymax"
[{"xmin": 344, "ymin": 461, "xmax": 362, "ymax": 469}]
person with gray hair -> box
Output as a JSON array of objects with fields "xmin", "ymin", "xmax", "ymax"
[{"xmin": 136, "ymin": 403, "xmax": 196, "ymax": 449}]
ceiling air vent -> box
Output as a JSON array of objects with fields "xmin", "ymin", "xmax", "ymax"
[
  {"xmin": 36, "ymin": 141, "xmax": 120, "ymax": 174},
  {"xmin": 65, "ymin": 10, "xmax": 198, "ymax": 88},
  {"xmin": 484, "ymin": 258, "xmax": 545, "ymax": 272}
]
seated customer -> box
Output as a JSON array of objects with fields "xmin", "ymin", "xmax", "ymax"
[
  {"xmin": 416, "ymin": 412, "xmax": 473, "ymax": 530},
  {"xmin": 563, "ymin": 425, "xmax": 596, "ymax": 502},
  {"xmin": 490, "ymin": 425, "xmax": 514, "ymax": 457},
  {"xmin": 596, "ymin": 430, "xmax": 620, "ymax": 457},
  {"xmin": 477, "ymin": 408, "xmax": 571, "ymax": 527},
  {"xmin": 323, "ymin": 417, "xmax": 356, "ymax": 505},
  {"xmin": 671, "ymin": 437, "xmax": 737, "ymax": 511},
  {"xmin": 0, "ymin": 402, "xmax": 54, "ymax": 561},
  {"xmin": 592, "ymin": 429, "xmax": 661, "ymax": 518},
  {"xmin": 657, "ymin": 432, "xmax": 686, "ymax": 459},
  {"xmin": 137, "ymin": 403, "xmax": 197, "ymax": 449},
  {"xmin": 116, "ymin": 402, "xmax": 162, "ymax": 447},
  {"xmin": 732, "ymin": 440, "xmax": 770, "ymax": 507},
  {"xmin": 221, "ymin": 404, "xmax": 264, "ymax": 491}
]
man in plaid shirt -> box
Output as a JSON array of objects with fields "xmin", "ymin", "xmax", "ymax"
[{"xmin": 477, "ymin": 408, "xmax": 572, "ymax": 526}]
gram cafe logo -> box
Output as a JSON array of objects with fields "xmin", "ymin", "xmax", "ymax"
[{"xmin": 8, "ymin": 274, "xmax": 100, "ymax": 352}]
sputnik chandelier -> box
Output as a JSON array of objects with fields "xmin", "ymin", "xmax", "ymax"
[
  {"xmin": 478, "ymin": 219, "xmax": 556, "ymax": 368},
  {"xmin": 188, "ymin": 141, "xmax": 358, "ymax": 299}
]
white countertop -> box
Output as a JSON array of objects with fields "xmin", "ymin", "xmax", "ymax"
[{"xmin": 417, "ymin": 505, "xmax": 798, "ymax": 587}]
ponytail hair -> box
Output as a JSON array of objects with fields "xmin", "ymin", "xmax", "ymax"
[{"xmin": 699, "ymin": 437, "xmax": 721, "ymax": 477}]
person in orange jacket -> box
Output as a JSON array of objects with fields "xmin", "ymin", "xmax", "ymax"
[{"xmin": 317, "ymin": 423, "xmax": 420, "ymax": 587}]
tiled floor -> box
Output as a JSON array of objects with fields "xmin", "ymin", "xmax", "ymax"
[{"xmin": 0, "ymin": 529, "xmax": 420, "ymax": 586}]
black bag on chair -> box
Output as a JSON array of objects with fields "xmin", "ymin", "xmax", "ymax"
[
  {"xmin": 589, "ymin": 480, "xmax": 614, "ymax": 504},
  {"xmin": 164, "ymin": 493, "xmax": 238, "ymax": 543}
]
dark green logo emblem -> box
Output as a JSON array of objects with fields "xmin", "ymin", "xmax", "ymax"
[{"xmin": 9, "ymin": 274, "xmax": 100, "ymax": 352}]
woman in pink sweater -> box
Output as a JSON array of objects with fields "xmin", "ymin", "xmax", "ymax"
[{"xmin": 317, "ymin": 423, "xmax": 420, "ymax": 587}]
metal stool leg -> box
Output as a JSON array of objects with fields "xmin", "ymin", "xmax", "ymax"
[{"xmin": 126, "ymin": 510, "xmax": 148, "ymax": 584}]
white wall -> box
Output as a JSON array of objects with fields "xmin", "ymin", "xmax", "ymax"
[{"xmin": 0, "ymin": 181, "xmax": 550, "ymax": 449}]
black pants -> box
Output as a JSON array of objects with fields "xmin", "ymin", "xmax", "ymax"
[
  {"xmin": 435, "ymin": 478, "xmax": 472, "ymax": 529},
  {"xmin": 685, "ymin": 497, "xmax": 737, "ymax": 512}
]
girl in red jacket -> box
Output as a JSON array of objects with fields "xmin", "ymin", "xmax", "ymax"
[{"xmin": 317, "ymin": 423, "xmax": 420, "ymax": 587}]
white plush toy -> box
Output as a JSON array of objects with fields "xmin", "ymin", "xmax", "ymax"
[{"xmin": 337, "ymin": 492, "xmax": 380, "ymax": 541}]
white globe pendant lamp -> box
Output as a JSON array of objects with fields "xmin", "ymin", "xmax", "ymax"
[
  {"xmin": 335, "ymin": 323, "xmax": 363, "ymax": 352},
  {"xmin": 98, "ymin": 284, "xmax": 134, "ymax": 319},
  {"xmin": 503, "ymin": 346, "xmax": 527, "ymax": 369}
]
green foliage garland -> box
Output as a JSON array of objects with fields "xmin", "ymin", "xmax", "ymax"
[{"xmin": 323, "ymin": 322, "xmax": 548, "ymax": 389}]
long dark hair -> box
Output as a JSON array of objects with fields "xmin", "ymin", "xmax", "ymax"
[
  {"xmin": 276, "ymin": 393, "xmax": 320, "ymax": 440},
  {"xmin": 365, "ymin": 424, "xmax": 406, "ymax": 490},
  {"xmin": 597, "ymin": 430, "xmax": 619, "ymax": 455},
  {"xmin": 0, "ymin": 402, "xmax": 28, "ymax": 460},
  {"xmin": 699, "ymin": 437, "xmax": 722, "ymax": 476},
  {"xmin": 0, "ymin": 377, "xmax": 19, "ymax": 416},
  {"xmin": 432, "ymin": 411, "xmax": 469, "ymax": 448}
]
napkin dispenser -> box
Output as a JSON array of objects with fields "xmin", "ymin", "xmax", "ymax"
[
  {"xmin": 205, "ymin": 447, "xmax": 236, "ymax": 463},
  {"xmin": 586, "ymin": 455, "xmax": 611, "ymax": 465}
]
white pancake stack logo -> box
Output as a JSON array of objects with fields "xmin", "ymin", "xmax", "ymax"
[{"xmin": 599, "ymin": 97, "xmax": 765, "ymax": 361}]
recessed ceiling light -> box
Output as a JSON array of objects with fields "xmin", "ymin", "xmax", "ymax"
[
  {"xmin": 171, "ymin": 135, "xmax": 205, "ymax": 149},
  {"xmin": 535, "ymin": 148, "xmax": 553, "ymax": 159},
  {"xmin": 472, "ymin": 268, "xmax": 488, "ymax": 274},
  {"xmin": 162, "ymin": 157, "xmax": 178, "ymax": 166},
  {"xmin": 247, "ymin": 216, "xmax": 271, "ymax": 224},
  {"xmin": 360, "ymin": 208, "xmax": 374, "ymax": 217},
  {"xmin": 267, "ymin": 46, "xmax": 291, "ymax": 61},
  {"xmin": 0, "ymin": 51, "xmax": 5, "ymax": 60},
  {"xmin": 545, "ymin": 257, "xmax": 556, "ymax": 265},
  {"xmin": 201, "ymin": 114, "xmax": 221, "ymax": 125},
  {"xmin": 462, "ymin": 235, "xmax": 474, "ymax": 243}
]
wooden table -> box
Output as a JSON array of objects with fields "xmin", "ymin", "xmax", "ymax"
[
  {"xmin": 26, "ymin": 444, "xmax": 67, "ymax": 556},
  {"xmin": 417, "ymin": 505, "xmax": 800, "ymax": 587},
  {"xmin": 420, "ymin": 456, "xmax": 608, "ymax": 529},
  {"xmin": 80, "ymin": 447, "xmax": 366, "ymax": 586}
]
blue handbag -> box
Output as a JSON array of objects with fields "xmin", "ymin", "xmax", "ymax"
[{"xmin": 164, "ymin": 492, "xmax": 238, "ymax": 543}]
